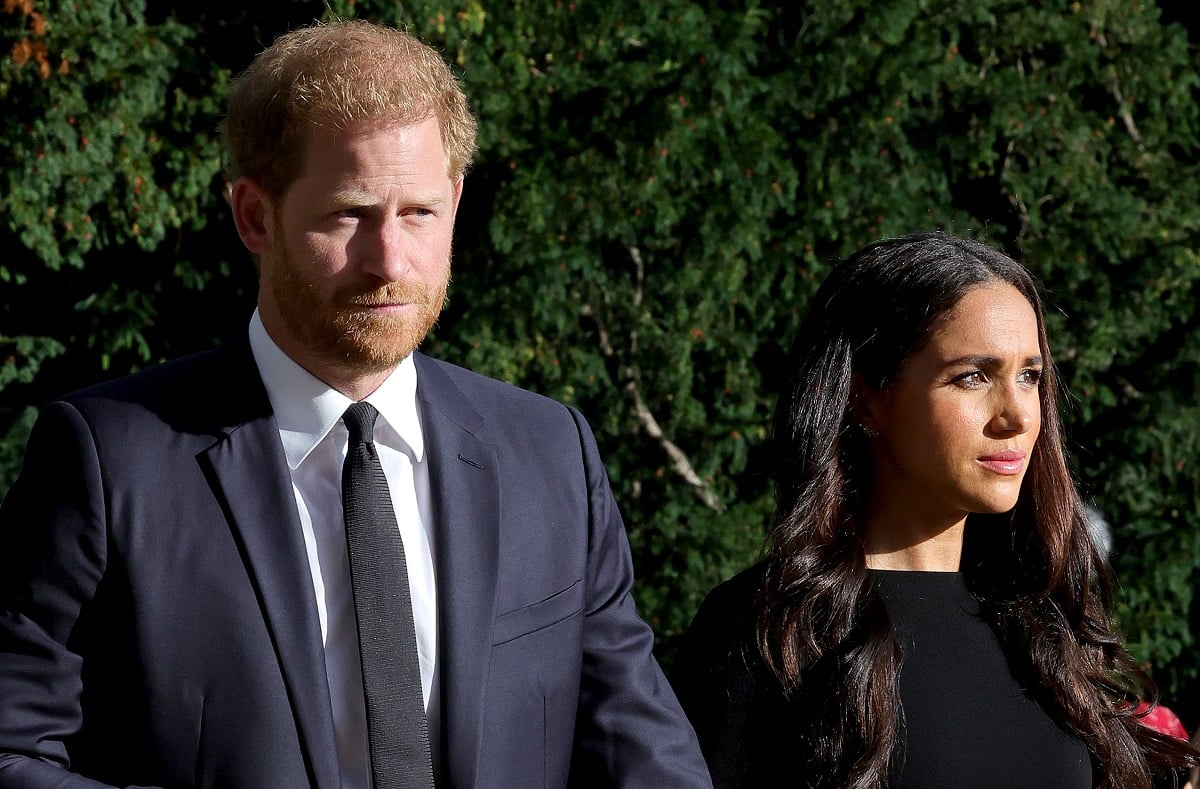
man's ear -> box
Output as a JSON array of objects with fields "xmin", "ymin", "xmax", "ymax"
[
  {"xmin": 231, "ymin": 177, "xmax": 274, "ymax": 255},
  {"xmin": 450, "ymin": 174, "xmax": 465, "ymax": 221}
]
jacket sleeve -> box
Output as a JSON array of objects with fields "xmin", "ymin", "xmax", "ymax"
[
  {"xmin": 0, "ymin": 402, "xmax": 140, "ymax": 788},
  {"xmin": 563, "ymin": 406, "xmax": 713, "ymax": 788}
]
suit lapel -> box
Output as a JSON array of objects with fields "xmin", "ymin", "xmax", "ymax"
[
  {"xmin": 415, "ymin": 354, "xmax": 500, "ymax": 788},
  {"xmin": 198, "ymin": 342, "xmax": 341, "ymax": 789}
]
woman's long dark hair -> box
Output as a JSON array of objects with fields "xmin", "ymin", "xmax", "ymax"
[{"xmin": 758, "ymin": 231, "xmax": 1197, "ymax": 788}]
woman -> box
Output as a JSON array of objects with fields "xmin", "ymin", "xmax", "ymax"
[{"xmin": 671, "ymin": 232, "xmax": 1198, "ymax": 788}]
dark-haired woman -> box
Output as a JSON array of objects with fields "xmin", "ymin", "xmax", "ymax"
[{"xmin": 671, "ymin": 232, "xmax": 1199, "ymax": 788}]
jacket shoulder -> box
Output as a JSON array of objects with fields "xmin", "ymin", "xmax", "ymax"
[
  {"xmin": 57, "ymin": 341, "xmax": 264, "ymax": 436},
  {"xmin": 414, "ymin": 352, "xmax": 586, "ymax": 443},
  {"xmin": 417, "ymin": 354, "xmax": 566, "ymax": 407}
]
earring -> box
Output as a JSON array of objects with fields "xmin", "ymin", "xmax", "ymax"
[{"xmin": 856, "ymin": 423, "xmax": 879, "ymax": 439}]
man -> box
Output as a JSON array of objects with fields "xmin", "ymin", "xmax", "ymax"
[{"xmin": 0, "ymin": 20, "xmax": 711, "ymax": 788}]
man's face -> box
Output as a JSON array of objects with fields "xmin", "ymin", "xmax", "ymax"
[{"xmin": 255, "ymin": 116, "xmax": 462, "ymax": 391}]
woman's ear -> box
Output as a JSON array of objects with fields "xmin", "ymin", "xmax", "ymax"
[{"xmin": 850, "ymin": 373, "xmax": 884, "ymax": 434}]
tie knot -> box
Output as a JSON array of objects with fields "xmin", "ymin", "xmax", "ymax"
[{"xmin": 343, "ymin": 401, "xmax": 380, "ymax": 445}]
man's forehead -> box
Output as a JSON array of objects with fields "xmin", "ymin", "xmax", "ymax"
[{"xmin": 295, "ymin": 116, "xmax": 449, "ymax": 167}]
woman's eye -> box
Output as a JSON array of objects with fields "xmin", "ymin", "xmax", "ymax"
[
  {"xmin": 1019, "ymin": 368, "xmax": 1043, "ymax": 386},
  {"xmin": 954, "ymin": 371, "xmax": 986, "ymax": 387}
]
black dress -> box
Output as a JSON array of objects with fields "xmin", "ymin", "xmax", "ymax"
[{"xmin": 670, "ymin": 565, "xmax": 1093, "ymax": 788}]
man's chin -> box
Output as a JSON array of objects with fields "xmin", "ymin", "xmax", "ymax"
[
  {"xmin": 332, "ymin": 316, "xmax": 435, "ymax": 369},
  {"xmin": 330, "ymin": 335, "xmax": 415, "ymax": 368}
]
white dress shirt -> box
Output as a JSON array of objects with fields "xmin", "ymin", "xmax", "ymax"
[{"xmin": 248, "ymin": 311, "xmax": 440, "ymax": 789}]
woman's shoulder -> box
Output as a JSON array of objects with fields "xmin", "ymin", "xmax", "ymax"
[
  {"xmin": 696, "ymin": 561, "xmax": 767, "ymax": 621},
  {"xmin": 673, "ymin": 561, "xmax": 769, "ymax": 688},
  {"xmin": 681, "ymin": 561, "xmax": 769, "ymax": 660}
]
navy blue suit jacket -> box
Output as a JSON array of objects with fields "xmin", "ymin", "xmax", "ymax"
[{"xmin": 0, "ymin": 341, "xmax": 711, "ymax": 788}]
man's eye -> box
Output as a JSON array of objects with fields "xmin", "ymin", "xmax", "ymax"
[{"xmin": 337, "ymin": 207, "xmax": 363, "ymax": 219}]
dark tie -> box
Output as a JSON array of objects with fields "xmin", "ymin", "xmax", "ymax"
[{"xmin": 341, "ymin": 402, "xmax": 435, "ymax": 789}]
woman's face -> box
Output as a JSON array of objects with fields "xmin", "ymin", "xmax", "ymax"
[{"xmin": 860, "ymin": 282, "xmax": 1043, "ymax": 529}]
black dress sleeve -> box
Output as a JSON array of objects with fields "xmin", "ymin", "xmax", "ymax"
[{"xmin": 670, "ymin": 564, "xmax": 795, "ymax": 789}]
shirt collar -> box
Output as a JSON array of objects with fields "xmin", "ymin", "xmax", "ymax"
[{"xmin": 247, "ymin": 310, "xmax": 424, "ymax": 469}]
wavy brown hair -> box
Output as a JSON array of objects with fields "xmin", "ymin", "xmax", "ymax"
[{"xmin": 758, "ymin": 231, "xmax": 1197, "ymax": 788}]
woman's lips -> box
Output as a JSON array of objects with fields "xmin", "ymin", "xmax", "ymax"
[{"xmin": 978, "ymin": 449, "xmax": 1026, "ymax": 475}]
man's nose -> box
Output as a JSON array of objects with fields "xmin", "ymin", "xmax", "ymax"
[{"xmin": 361, "ymin": 217, "xmax": 410, "ymax": 281}]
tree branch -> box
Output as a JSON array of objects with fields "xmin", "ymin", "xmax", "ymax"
[
  {"xmin": 623, "ymin": 376, "xmax": 725, "ymax": 512},
  {"xmin": 1095, "ymin": 31, "xmax": 1145, "ymax": 150},
  {"xmin": 580, "ymin": 250, "xmax": 725, "ymax": 512}
]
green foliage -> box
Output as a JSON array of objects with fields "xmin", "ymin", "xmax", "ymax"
[
  {"xmin": 0, "ymin": 335, "xmax": 63, "ymax": 387},
  {"xmin": 2, "ymin": 0, "xmax": 1198, "ymax": 716},
  {"xmin": 0, "ymin": 333, "xmax": 61, "ymax": 491},
  {"xmin": 2, "ymin": 0, "xmax": 201, "ymax": 272}
]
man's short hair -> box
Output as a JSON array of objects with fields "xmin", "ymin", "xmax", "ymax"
[{"xmin": 224, "ymin": 19, "xmax": 477, "ymax": 199}]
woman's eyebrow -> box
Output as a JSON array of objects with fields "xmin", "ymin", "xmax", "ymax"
[{"xmin": 942, "ymin": 354, "xmax": 1043, "ymax": 368}]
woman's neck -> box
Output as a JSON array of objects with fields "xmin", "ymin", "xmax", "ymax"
[{"xmin": 863, "ymin": 499, "xmax": 966, "ymax": 571}]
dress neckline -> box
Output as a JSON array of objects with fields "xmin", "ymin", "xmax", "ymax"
[{"xmin": 870, "ymin": 568, "xmax": 974, "ymax": 603}]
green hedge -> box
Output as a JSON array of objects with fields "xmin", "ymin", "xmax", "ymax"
[{"xmin": 3, "ymin": 0, "xmax": 1197, "ymax": 723}]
